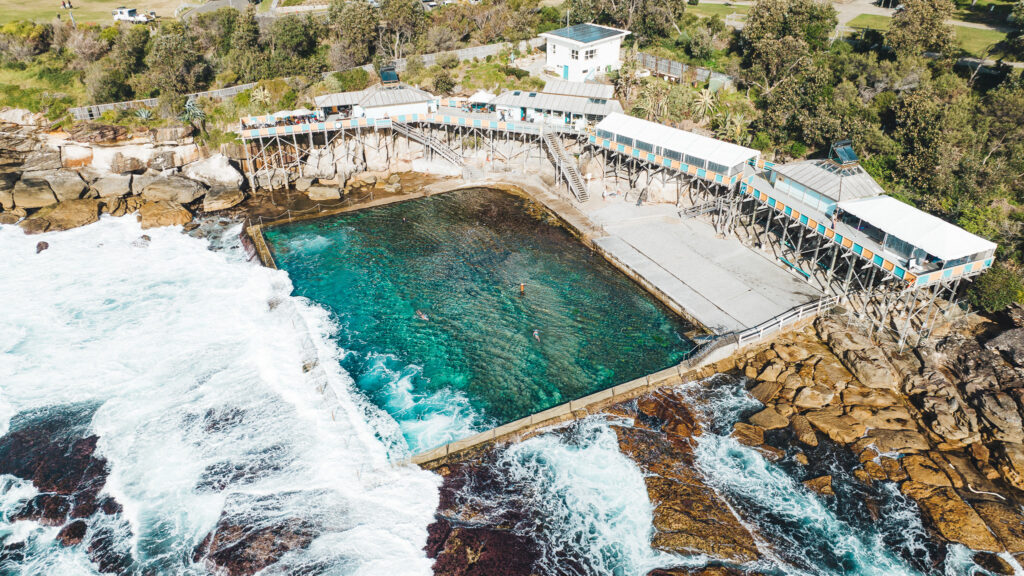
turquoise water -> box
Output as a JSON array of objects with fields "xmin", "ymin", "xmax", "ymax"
[{"xmin": 264, "ymin": 188, "xmax": 695, "ymax": 452}]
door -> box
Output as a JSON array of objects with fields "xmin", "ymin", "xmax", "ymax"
[{"xmin": 562, "ymin": 65, "xmax": 568, "ymax": 80}]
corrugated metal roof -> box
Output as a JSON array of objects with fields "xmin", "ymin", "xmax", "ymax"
[
  {"xmin": 595, "ymin": 113, "xmax": 759, "ymax": 168},
  {"xmin": 358, "ymin": 84, "xmax": 434, "ymax": 107},
  {"xmin": 314, "ymin": 84, "xmax": 434, "ymax": 110},
  {"xmin": 838, "ymin": 195, "xmax": 996, "ymax": 261},
  {"xmin": 314, "ymin": 90, "xmax": 366, "ymax": 108},
  {"xmin": 543, "ymin": 79, "xmax": 615, "ymax": 100},
  {"xmin": 492, "ymin": 90, "xmax": 623, "ymax": 117},
  {"xmin": 773, "ymin": 159, "xmax": 884, "ymax": 202},
  {"xmin": 540, "ymin": 23, "xmax": 629, "ymax": 45}
]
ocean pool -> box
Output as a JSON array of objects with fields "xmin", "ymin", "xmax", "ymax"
[{"xmin": 264, "ymin": 188, "xmax": 695, "ymax": 453}]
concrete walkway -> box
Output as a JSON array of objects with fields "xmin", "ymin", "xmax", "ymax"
[{"xmin": 583, "ymin": 200, "xmax": 822, "ymax": 333}]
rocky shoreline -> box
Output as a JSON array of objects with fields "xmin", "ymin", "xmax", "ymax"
[{"xmin": 0, "ymin": 109, "xmax": 460, "ymax": 236}]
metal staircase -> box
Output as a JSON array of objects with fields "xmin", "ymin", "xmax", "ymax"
[
  {"xmin": 542, "ymin": 131, "xmax": 588, "ymax": 203},
  {"xmin": 391, "ymin": 121, "xmax": 463, "ymax": 167}
]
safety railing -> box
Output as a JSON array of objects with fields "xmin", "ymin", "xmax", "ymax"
[{"xmin": 735, "ymin": 294, "xmax": 840, "ymax": 346}]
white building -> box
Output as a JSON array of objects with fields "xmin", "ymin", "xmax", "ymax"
[
  {"xmin": 313, "ymin": 84, "xmax": 437, "ymax": 121},
  {"xmin": 539, "ymin": 23, "xmax": 630, "ymax": 82}
]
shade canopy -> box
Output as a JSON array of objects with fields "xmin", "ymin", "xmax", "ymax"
[
  {"xmin": 468, "ymin": 90, "xmax": 495, "ymax": 104},
  {"xmin": 838, "ymin": 196, "xmax": 996, "ymax": 262}
]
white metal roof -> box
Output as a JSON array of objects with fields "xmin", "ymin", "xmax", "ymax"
[
  {"xmin": 773, "ymin": 159, "xmax": 884, "ymax": 202},
  {"xmin": 838, "ymin": 196, "xmax": 997, "ymax": 261},
  {"xmin": 596, "ymin": 113, "xmax": 759, "ymax": 168},
  {"xmin": 492, "ymin": 90, "xmax": 623, "ymax": 117},
  {"xmin": 314, "ymin": 84, "xmax": 434, "ymax": 110},
  {"xmin": 468, "ymin": 90, "xmax": 495, "ymax": 104},
  {"xmin": 543, "ymin": 79, "xmax": 615, "ymax": 100}
]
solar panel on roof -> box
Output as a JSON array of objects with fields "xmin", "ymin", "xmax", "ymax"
[
  {"xmin": 547, "ymin": 24, "xmax": 624, "ymax": 44},
  {"xmin": 830, "ymin": 140, "xmax": 859, "ymax": 166},
  {"xmin": 380, "ymin": 66, "xmax": 399, "ymax": 84}
]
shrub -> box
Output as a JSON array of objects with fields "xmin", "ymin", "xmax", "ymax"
[
  {"xmin": 500, "ymin": 66, "xmax": 530, "ymax": 80},
  {"xmin": 968, "ymin": 262, "xmax": 1023, "ymax": 313},
  {"xmin": 437, "ymin": 52, "xmax": 460, "ymax": 69},
  {"xmin": 750, "ymin": 131, "xmax": 772, "ymax": 152},
  {"xmin": 333, "ymin": 67, "xmax": 372, "ymax": 91},
  {"xmin": 405, "ymin": 54, "xmax": 425, "ymax": 77},
  {"xmin": 789, "ymin": 141, "xmax": 808, "ymax": 157},
  {"xmin": 433, "ymin": 69, "xmax": 456, "ymax": 94}
]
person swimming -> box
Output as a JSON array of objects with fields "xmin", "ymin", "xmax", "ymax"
[
  {"xmin": 416, "ymin": 310, "xmax": 429, "ymax": 321},
  {"xmin": 533, "ymin": 329, "xmax": 540, "ymax": 342}
]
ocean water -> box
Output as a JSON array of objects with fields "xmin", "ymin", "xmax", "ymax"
[
  {"xmin": 0, "ymin": 217, "xmax": 440, "ymax": 576},
  {"xmin": 264, "ymin": 188, "xmax": 695, "ymax": 453}
]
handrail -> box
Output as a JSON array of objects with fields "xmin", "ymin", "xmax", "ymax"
[{"xmin": 735, "ymin": 294, "xmax": 840, "ymax": 345}]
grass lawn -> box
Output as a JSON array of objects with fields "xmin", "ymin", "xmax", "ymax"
[
  {"xmin": 847, "ymin": 13, "xmax": 1009, "ymax": 58},
  {"xmin": 955, "ymin": 25, "xmax": 1008, "ymax": 57},
  {"xmin": 687, "ymin": 3, "xmax": 751, "ymax": 19},
  {"xmin": 847, "ymin": 13, "xmax": 893, "ymax": 31},
  {"xmin": 952, "ymin": 0, "xmax": 1016, "ymax": 27},
  {"xmin": 0, "ymin": 0, "xmax": 184, "ymax": 25}
]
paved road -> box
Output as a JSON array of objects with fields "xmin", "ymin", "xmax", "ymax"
[{"xmin": 181, "ymin": 0, "xmax": 250, "ymax": 18}]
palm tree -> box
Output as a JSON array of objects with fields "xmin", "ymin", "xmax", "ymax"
[
  {"xmin": 715, "ymin": 112, "xmax": 750, "ymax": 145},
  {"xmin": 250, "ymin": 86, "xmax": 271, "ymax": 111},
  {"xmin": 692, "ymin": 88, "xmax": 716, "ymax": 123}
]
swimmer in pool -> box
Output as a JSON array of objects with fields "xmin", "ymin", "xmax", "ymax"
[
  {"xmin": 533, "ymin": 329, "xmax": 540, "ymax": 342},
  {"xmin": 416, "ymin": 310, "xmax": 429, "ymax": 321}
]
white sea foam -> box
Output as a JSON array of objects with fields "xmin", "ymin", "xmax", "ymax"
[
  {"xmin": 0, "ymin": 217, "xmax": 440, "ymax": 575},
  {"xmin": 496, "ymin": 418, "xmax": 689, "ymax": 576}
]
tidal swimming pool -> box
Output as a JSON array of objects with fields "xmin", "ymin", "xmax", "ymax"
[{"xmin": 264, "ymin": 188, "xmax": 695, "ymax": 453}]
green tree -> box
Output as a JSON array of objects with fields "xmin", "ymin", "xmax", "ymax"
[
  {"xmin": 143, "ymin": 22, "xmax": 211, "ymax": 105},
  {"xmin": 885, "ymin": 0, "xmax": 956, "ymax": 57},
  {"xmin": 433, "ymin": 69, "xmax": 456, "ymax": 94},
  {"xmin": 378, "ymin": 0, "xmax": 424, "ymax": 61},
  {"xmin": 270, "ymin": 15, "xmax": 318, "ymax": 60},
  {"xmin": 968, "ymin": 261, "xmax": 1024, "ymax": 312},
  {"xmin": 328, "ymin": 0, "xmax": 377, "ymax": 69},
  {"xmin": 740, "ymin": 0, "xmax": 836, "ymax": 95}
]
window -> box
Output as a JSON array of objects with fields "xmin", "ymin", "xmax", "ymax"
[
  {"xmin": 684, "ymin": 154, "xmax": 705, "ymax": 169},
  {"xmin": 551, "ymin": 45, "xmax": 556, "ymax": 55},
  {"xmin": 615, "ymin": 135, "xmax": 634, "ymax": 147},
  {"xmin": 635, "ymin": 140, "xmax": 653, "ymax": 152},
  {"xmin": 585, "ymin": 48, "xmax": 596, "ymax": 60},
  {"xmin": 708, "ymin": 161, "xmax": 729, "ymax": 175},
  {"xmin": 597, "ymin": 129, "xmax": 614, "ymax": 140},
  {"xmin": 663, "ymin": 149, "xmax": 682, "ymax": 161},
  {"xmin": 571, "ymin": 49, "xmax": 579, "ymax": 60}
]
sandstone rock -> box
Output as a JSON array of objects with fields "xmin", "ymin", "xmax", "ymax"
[
  {"xmin": 66, "ymin": 123, "xmax": 128, "ymax": 144},
  {"xmin": 973, "ymin": 500, "xmax": 1024, "ymax": 555},
  {"xmin": 844, "ymin": 347, "xmax": 898, "ymax": 390},
  {"xmin": 757, "ymin": 359, "xmax": 787, "ymax": 382},
  {"xmin": 130, "ymin": 170, "xmax": 163, "ymax": 195},
  {"xmin": 900, "ymin": 482, "xmax": 1001, "ymax": 552},
  {"xmin": 636, "ymin": 389, "xmax": 702, "ymax": 438},
  {"xmin": 12, "ymin": 175, "xmax": 56, "ymax": 209},
  {"xmin": 795, "ymin": 452, "xmax": 809, "ymax": 465},
  {"xmin": 183, "ymin": 154, "xmax": 244, "ymax": 189},
  {"xmin": 0, "ymin": 108, "xmax": 45, "ymax": 126},
  {"xmin": 193, "ymin": 507, "xmax": 317, "ymax": 576},
  {"xmin": 790, "ymin": 415, "xmax": 818, "ymax": 447},
  {"xmin": 862, "ymin": 407, "xmax": 916, "ymax": 431},
  {"xmin": 387, "ymin": 173, "xmax": 401, "ymax": 184},
  {"xmin": 307, "ymin": 147, "xmax": 336, "ymax": 180},
  {"xmin": 138, "ymin": 201, "xmax": 192, "ymax": 229},
  {"xmin": 152, "ymin": 124, "xmax": 194, "ymax": 143},
  {"xmin": 109, "ymin": 152, "xmax": 145, "ymax": 174},
  {"xmin": 0, "ymin": 212, "xmax": 19, "ymax": 225},
  {"xmin": 91, "ymin": 175, "xmax": 132, "ymax": 199},
  {"xmin": 976, "ymin": 392, "xmax": 1024, "ymax": 444},
  {"xmin": 41, "ymin": 169, "xmax": 86, "ymax": 201},
  {"xmin": 991, "ymin": 442, "xmax": 1024, "ymax": 491},
  {"xmin": 974, "ymin": 552, "xmax": 1015, "ymax": 575},
  {"xmin": 879, "ymin": 456, "xmax": 907, "ymax": 482},
  {"xmin": 748, "ymin": 407, "xmax": 789, "ymax": 430},
  {"xmin": 864, "ymin": 460, "xmax": 887, "ymax": 480},
  {"xmin": 803, "ymin": 475, "xmax": 834, "ymax": 496},
  {"xmin": 986, "ymin": 327, "xmax": 1024, "ymax": 368},
  {"xmin": 202, "ymin": 186, "xmax": 245, "ymax": 213},
  {"xmin": 19, "ymin": 199, "xmax": 102, "ymax": 234},
  {"xmin": 146, "ymin": 151, "xmax": 177, "ymax": 171},
  {"xmin": 805, "ymin": 409, "xmax": 865, "ymax": 444},
  {"xmin": 427, "ymin": 522, "xmax": 540, "ymax": 576},
  {"xmin": 794, "ymin": 385, "xmax": 835, "ymax": 410},
  {"xmin": 854, "ymin": 429, "xmax": 931, "ymax": 453},
  {"xmin": 294, "ymin": 177, "xmax": 313, "ymax": 192},
  {"xmin": 256, "ymin": 168, "xmax": 289, "ymax": 190},
  {"xmin": 731, "ymin": 422, "xmax": 764, "ymax": 447},
  {"xmin": 21, "ymin": 148, "xmax": 61, "ymax": 172},
  {"xmin": 60, "ymin": 145, "xmax": 93, "ymax": 169},
  {"xmin": 219, "ymin": 141, "xmax": 247, "ymax": 161},
  {"xmin": 141, "ymin": 176, "xmax": 206, "ymax": 204},
  {"xmin": 749, "ymin": 380, "xmax": 783, "ymax": 404},
  {"xmin": 902, "ymin": 454, "xmax": 952, "ymax": 486},
  {"xmin": 36, "ymin": 241, "xmax": 48, "ymax": 253},
  {"xmin": 842, "ymin": 386, "xmax": 900, "ymax": 408},
  {"xmin": 306, "ymin": 186, "xmax": 342, "ymax": 202}
]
